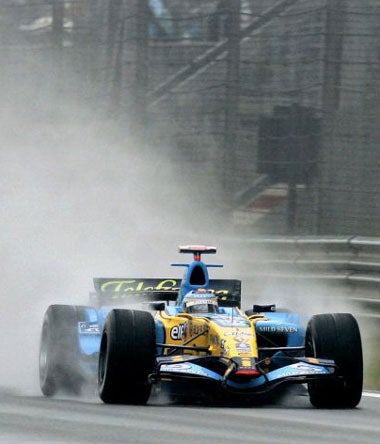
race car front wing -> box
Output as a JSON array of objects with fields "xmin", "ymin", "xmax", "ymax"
[{"xmin": 153, "ymin": 354, "xmax": 336, "ymax": 394}]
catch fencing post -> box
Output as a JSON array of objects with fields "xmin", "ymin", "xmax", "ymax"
[
  {"xmin": 223, "ymin": 0, "xmax": 241, "ymax": 204},
  {"xmin": 134, "ymin": 0, "xmax": 149, "ymax": 143}
]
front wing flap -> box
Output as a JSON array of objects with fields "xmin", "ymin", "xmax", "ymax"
[{"xmin": 156, "ymin": 356, "xmax": 335, "ymax": 393}]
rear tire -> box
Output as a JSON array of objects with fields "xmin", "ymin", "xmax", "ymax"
[
  {"xmin": 305, "ymin": 313, "xmax": 363, "ymax": 408},
  {"xmin": 39, "ymin": 305, "xmax": 87, "ymax": 396},
  {"xmin": 98, "ymin": 309, "xmax": 156, "ymax": 404}
]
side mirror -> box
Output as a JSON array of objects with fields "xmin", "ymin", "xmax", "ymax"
[
  {"xmin": 149, "ymin": 302, "xmax": 166, "ymax": 311},
  {"xmin": 252, "ymin": 304, "xmax": 276, "ymax": 313}
]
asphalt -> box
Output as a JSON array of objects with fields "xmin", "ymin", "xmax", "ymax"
[{"xmin": 0, "ymin": 389, "xmax": 379, "ymax": 443}]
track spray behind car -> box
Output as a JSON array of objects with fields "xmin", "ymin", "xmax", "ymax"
[{"xmin": 39, "ymin": 245, "xmax": 363, "ymax": 407}]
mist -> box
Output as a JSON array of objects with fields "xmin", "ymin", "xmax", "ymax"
[{"xmin": 0, "ymin": 50, "xmax": 231, "ymax": 394}]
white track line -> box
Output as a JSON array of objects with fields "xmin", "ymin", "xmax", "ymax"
[{"xmin": 363, "ymin": 391, "xmax": 380, "ymax": 398}]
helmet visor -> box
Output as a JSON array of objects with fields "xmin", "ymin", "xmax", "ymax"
[{"xmin": 184, "ymin": 299, "xmax": 218, "ymax": 313}]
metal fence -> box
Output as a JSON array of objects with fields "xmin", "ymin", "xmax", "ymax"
[{"xmin": 1, "ymin": 0, "xmax": 380, "ymax": 236}]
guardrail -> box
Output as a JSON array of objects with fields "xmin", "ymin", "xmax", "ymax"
[
  {"xmin": 227, "ymin": 235, "xmax": 380, "ymax": 318},
  {"xmin": 242, "ymin": 236, "xmax": 380, "ymax": 279}
]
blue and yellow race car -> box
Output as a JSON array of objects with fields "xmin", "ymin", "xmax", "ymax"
[{"xmin": 39, "ymin": 245, "xmax": 363, "ymax": 407}]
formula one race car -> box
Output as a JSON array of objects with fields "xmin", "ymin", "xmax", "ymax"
[{"xmin": 39, "ymin": 245, "xmax": 363, "ymax": 408}]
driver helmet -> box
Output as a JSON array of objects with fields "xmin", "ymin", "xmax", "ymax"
[{"xmin": 182, "ymin": 289, "xmax": 218, "ymax": 314}]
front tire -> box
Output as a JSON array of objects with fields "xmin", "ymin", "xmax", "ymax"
[
  {"xmin": 305, "ymin": 313, "xmax": 363, "ymax": 408},
  {"xmin": 39, "ymin": 305, "xmax": 87, "ymax": 396},
  {"xmin": 98, "ymin": 309, "xmax": 156, "ymax": 404}
]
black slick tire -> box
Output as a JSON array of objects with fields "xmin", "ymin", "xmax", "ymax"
[
  {"xmin": 98, "ymin": 309, "xmax": 156, "ymax": 405},
  {"xmin": 305, "ymin": 313, "xmax": 363, "ymax": 408},
  {"xmin": 39, "ymin": 304, "xmax": 87, "ymax": 396}
]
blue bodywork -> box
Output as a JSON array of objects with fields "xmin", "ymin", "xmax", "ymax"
[{"xmin": 172, "ymin": 258, "xmax": 223, "ymax": 305}]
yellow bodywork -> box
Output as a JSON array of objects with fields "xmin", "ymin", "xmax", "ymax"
[{"xmin": 155, "ymin": 310, "xmax": 259, "ymax": 368}]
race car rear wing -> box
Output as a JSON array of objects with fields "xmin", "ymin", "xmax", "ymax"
[{"xmin": 92, "ymin": 278, "xmax": 241, "ymax": 307}]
